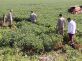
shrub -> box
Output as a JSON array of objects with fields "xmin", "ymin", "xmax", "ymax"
[{"xmin": 0, "ymin": 30, "xmax": 17, "ymax": 47}]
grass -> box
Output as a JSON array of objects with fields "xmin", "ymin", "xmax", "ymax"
[{"xmin": 0, "ymin": 47, "xmax": 82, "ymax": 61}]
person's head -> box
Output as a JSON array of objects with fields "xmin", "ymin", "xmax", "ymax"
[
  {"xmin": 10, "ymin": 9, "xmax": 13, "ymax": 12},
  {"xmin": 67, "ymin": 18, "xmax": 71, "ymax": 22},
  {"xmin": 31, "ymin": 11, "xmax": 33, "ymax": 13},
  {"xmin": 59, "ymin": 14, "xmax": 62, "ymax": 17}
]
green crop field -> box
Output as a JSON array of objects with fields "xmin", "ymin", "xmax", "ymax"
[{"xmin": 0, "ymin": 0, "xmax": 82, "ymax": 61}]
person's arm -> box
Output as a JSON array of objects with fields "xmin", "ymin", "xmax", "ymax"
[
  {"xmin": 63, "ymin": 18, "xmax": 66, "ymax": 26},
  {"xmin": 35, "ymin": 14, "xmax": 37, "ymax": 20},
  {"xmin": 3, "ymin": 14, "xmax": 7, "ymax": 25},
  {"xmin": 71, "ymin": 22, "xmax": 76, "ymax": 34},
  {"xmin": 74, "ymin": 22, "xmax": 76, "ymax": 33},
  {"xmin": 56, "ymin": 19, "xmax": 60, "ymax": 28}
]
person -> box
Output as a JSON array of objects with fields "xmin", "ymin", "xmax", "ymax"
[
  {"xmin": 4, "ymin": 9, "xmax": 13, "ymax": 28},
  {"xmin": 56, "ymin": 14, "xmax": 65, "ymax": 35},
  {"xmin": 67, "ymin": 18, "xmax": 76, "ymax": 45},
  {"xmin": 7, "ymin": 9, "xmax": 13, "ymax": 27},
  {"xmin": 29, "ymin": 11, "xmax": 37, "ymax": 23}
]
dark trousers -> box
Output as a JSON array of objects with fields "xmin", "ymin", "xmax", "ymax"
[{"xmin": 68, "ymin": 33, "xmax": 74, "ymax": 43}]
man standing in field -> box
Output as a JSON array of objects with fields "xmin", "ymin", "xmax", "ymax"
[
  {"xmin": 4, "ymin": 9, "xmax": 13, "ymax": 28},
  {"xmin": 56, "ymin": 14, "xmax": 65, "ymax": 35},
  {"xmin": 7, "ymin": 9, "xmax": 13, "ymax": 27},
  {"xmin": 29, "ymin": 11, "xmax": 37, "ymax": 23},
  {"xmin": 67, "ymin": 18, "xmax": 76, "ymax": 45}
]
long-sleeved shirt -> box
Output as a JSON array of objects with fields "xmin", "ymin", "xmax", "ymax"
[
  {"xmin": 68, "ymin": 20, "xmax": 76, "ymax": 34},
  {"xmin": 7, "ymin": 12, "xmax": 13, "ymax": 21},
  {"xmin": 30, "ymin": 13, "xmax": 37, "ymax": 21}
]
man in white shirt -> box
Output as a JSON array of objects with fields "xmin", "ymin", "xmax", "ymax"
[
  {"xmin": 57, "ymin": 14, "xmax": 65, "ymax": 35},
  {"xmin": 30, "ymin": 11, "xmax": 37, "ymax": 23},
  {"xmin": 67, "ymin": 18, "xmax": 76, "ymax": 45}
]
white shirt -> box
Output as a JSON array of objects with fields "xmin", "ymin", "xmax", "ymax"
[
  {"xmin": 68, "ymin": 20, "xmax": 76, "ymax": 34},
  {"xmin": 30, "ymin": 12, "xmax": 37, "ymax": 21},
  {"xmin": 7, "ymin": 12, "xmax": 13, "ymax": 22}
]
